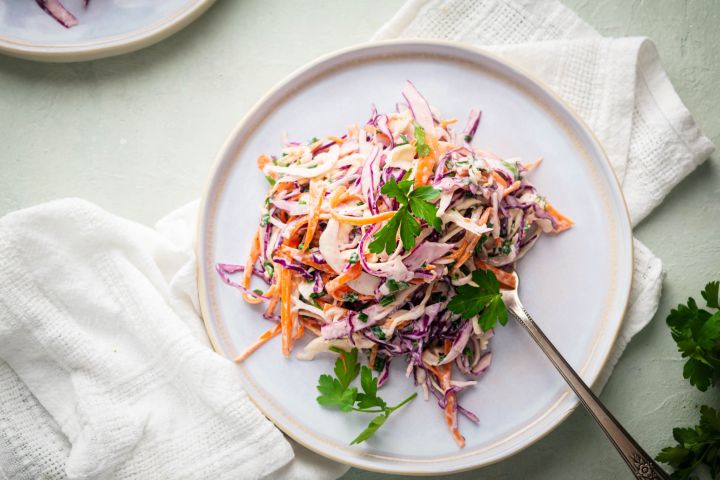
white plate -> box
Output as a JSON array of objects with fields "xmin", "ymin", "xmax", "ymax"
[
  {"xmin": 0, "ymin": 0, "xmax": 215, "ymax": 62},
  {"xmin": 197, "ymin": 41, "xmax": 633, "ymax": 475}
]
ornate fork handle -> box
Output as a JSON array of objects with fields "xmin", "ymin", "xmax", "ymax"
[{"xmin": 503, "ymin": 293, "xmax": 670, "ymax": 480}]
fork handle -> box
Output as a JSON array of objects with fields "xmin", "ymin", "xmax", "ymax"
[{"xmin": 505, "ymin": 301, "xmax": 670, "ymax": 480}]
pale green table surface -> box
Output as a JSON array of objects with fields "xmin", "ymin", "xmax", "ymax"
[{"xmin": 1, "ymin": 1, "xmax": 719, "ymax": 479}]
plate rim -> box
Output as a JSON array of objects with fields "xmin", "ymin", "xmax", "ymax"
[
  {"xmin": 196, "ymin": 39, "xmax": 634, "ymax": 475},
  {"xmin": 0, "ymin": 0, "xmax": 216, "ymax": 62}
]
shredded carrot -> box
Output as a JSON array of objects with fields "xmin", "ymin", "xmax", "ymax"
[
  {"xmin": 523, "ymin": 157, "xmax": 543, "ymax": 171},
  {"xmin": 234, "ymin": 323, "xmax": 282, "ymax": 363},
  {"xmin": 328, "ymin": 135, "xmax": 346, "ymax": 144},
  {"xmin": 325, "ymin": 263, "xmax": 362, "ymax": 299},
  {"xmin": 285, "ymin": 216, "xmax": 308, "ymax": 241},
  {"xmin": 440, "ymin": 118, "xmax": 458, "ymax": 129},
  {"xmin": 336, "ymin": 192, "xmax": 363, "ymax": 205},
  {"xmin": 474, "ymin": 260, "xmax": 517, "ymax": 289},
  {"xmin": 545, "ymin": 202, "xmax": 574, "ymax": 233},
  {"xmin": 502, "ymin": 180, "xmax": 522, "ymax": 198},
  {"xmin": 256, "ymin": 154, "xmax": 272, "ymax": 170},
  {"xmin": 280, "ymin": 266, "xmax": 293, "ymax": 357},
  {"xmin": 441, "ymin": 341, "xmax": 465, "ymax": 448},
  {"xmin": 242, "ymin": 230, "xmax": 264, "ymax": 304},
  {"xmin": 443, "ymin": 236, "xmax": 470, "ymax": 263},
  {"xmin": 301, "ymin": 184, "xmax": 327, "ymax": 250},
  {"xmin": 414, "ymin": 133, "xmax": 440, "ymax": 187},
  {"xmin": 331, "ymin": 210, "xmax": 396, "ymax": 226},
  {"xmin": 328, "ymin": 185, "xmax": 348, "ymax": 208},
  {"xmin": 414, "ymin": 156, "xmax": 435, "ymax": 187},
  {"xmin": 451, "ymin": 208, "xmax": 494, "ymax": 273},
  {"xmin": 492, "ymin": 171, "xmax": 509, "ymax": 188}
]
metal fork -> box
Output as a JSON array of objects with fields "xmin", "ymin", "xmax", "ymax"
[{"xmin": 500, "ymin": 271, "xmax": 670, "ymax": 480}]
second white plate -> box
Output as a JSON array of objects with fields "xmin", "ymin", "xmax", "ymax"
[{"xmin": 0, "ymin": 0, "xmax": 215, "ymax": 62}]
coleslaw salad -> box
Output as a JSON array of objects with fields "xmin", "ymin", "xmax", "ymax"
[{"xmin": 217, "ymin": 81, "xmax": 572, "ymax": 447}]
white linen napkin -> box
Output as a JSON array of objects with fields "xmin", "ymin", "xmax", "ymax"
[{"xmin": 0, "ymin": 1, "xmax": 713, "ymax": 479}]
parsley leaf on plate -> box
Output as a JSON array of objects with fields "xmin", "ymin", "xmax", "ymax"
[
  {"xmin": 316, "ymin": 374, "xmax": 357, "ymax": 412},
  {"xmin": 315, "ymin": 348, "xmax": 417, "ymax": 444},
  {"xmin": 448, "ymin": 269, "xmax": 508, "ymax": 331},
  {"xmin": 369, "ymin": 177, "xmax": 442, "ymax": 253},
  {"xmin": 368, "ymin": 207, "xmax": 405, "ymax": 254},
  {"xmin": 332, "ymin": 346, "xmax": 360, "ymax": 389}
]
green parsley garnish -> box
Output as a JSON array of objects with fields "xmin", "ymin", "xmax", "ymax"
[
  {"xmin": 656, "ymin": 405, "xmax": 720, "ymax": 480},
  {"xmin": 371, "ymin": 326, "xmax": 386, "ymax": 340},
  {"xmin": 413, "ymin": 122, "xmax": 431, "ymax": 158},
  {"xmin": 316, "ymin": 348, "xmax": 416, "ymax": 444},
  {"xmin": 396, "ymin": 134, "xmax": 409, "ymax": 146},
  {"xmin": 260, "ymin": 213, "xmax": 270, "ymax": 227},
  {"xmin": 464, "ymin": 134, "xmax": 473, "ymax": 143},
  {"xmin": 262, "ymin": 261, "xmax": 274, "ymax": 279},
  {"xmin": 368, "ymin": 176, "xmax": 442, "ymax": 254},
  {"xmin": 373, "ymin": 355, "xmax": 387, "ymax": 372},
  {"xmin": 265, "ymin": 175, "xmax": 276, "ymax": 186},
  {"xmin": 344, "ymin": 292, "xmax": 358, "ymax": 303},
  {"xmin": 386, "ymin": 279, "xmax": 409, "ymax": 293},
  {"xmin": 358, "ymin": 312, "xmax": 369, "ymax": 323},
  {"xmin": 253, "ymin": 289, "xmax": 264, "ymax": 296},
  {"xmin": 348, "ymin": 252, "xmax": 359, "ymax": 264},
  {"xmin": 448, "ymin": 269, "xmax": 508, "ymax": 331},
  {"xmin": 666, "ymin": 281, "xmax": 720, "ymax": 391},
  {"xmin": 298, "ymin": 200, "xmax": 307, "ymax": 205},
  {"xmin": 379, "ymin": 294, "xmax": 395, "ymax": 307},
  {"xmin": 309, "ymin": 136, "xmax": 319, "ymax": 144}
]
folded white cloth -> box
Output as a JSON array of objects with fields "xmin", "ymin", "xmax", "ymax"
[{"xmin": 0, "ymin": 1, "xmax": 713, "ymax": 479}]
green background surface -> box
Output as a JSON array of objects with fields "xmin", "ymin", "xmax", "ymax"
[{"xmin": 1, "ymin": 1, "xmax": 718, "ymax": 479}]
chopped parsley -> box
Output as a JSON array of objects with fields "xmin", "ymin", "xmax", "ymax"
[
  {"xmin": 263, "ymin": 261, "xmax": 274, "ymax": 278},
  {"xmin": 386, "ymin": 279, "xmax": 409, "ymax": 293},
  {"xmin": 379, "ymin": 294, "xmax": 396, "ymax": 307},
  {"xmin": 371, "ymin": 326, "xmax": 386, "ymax": 340}
]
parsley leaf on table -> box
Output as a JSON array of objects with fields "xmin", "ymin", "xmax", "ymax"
[
  {"xmin": 666, "ymin": 281, "xmax": 720, "ymax": 391},
  {"xmin": 315, "ymin": 349, "xmax": 417, "ymax": 444},
  {"xmin": 448, "ymin": 269, "xmax": 508, "ymax": 331},
  {"xmin": 656, "ymin": 405, "xmax": 720, "ymax": 480},
  {"xmin": 368, "ymin": 176, "xmax": 442, "ymax": 254}
]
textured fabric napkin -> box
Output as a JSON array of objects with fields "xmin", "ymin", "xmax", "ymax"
[{"xmin": 0, "ymin": 1, "xmax": 714, "ymax": 479}]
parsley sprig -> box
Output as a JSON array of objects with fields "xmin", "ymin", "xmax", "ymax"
[
  {"xmin": 666, "ymin": 281, "xmax": 720, "ymax": 391},
  {"xmin": 656, "ymin": 405, "xmax": 720, "ymax": 480},
  {"xmin": 448, "ymin": 269, "xmax": 508, "ymax": 331},
  {"xmin": 368, "ymin": 176, "xmax": 441, "ymax": 254},
  {"xmin": 413, "ymin": 122, "xmax": 431, "ymax": 158},
  {"xmin": 316, "ymin": 348, "xmax": 417, "ymax": 444}
]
